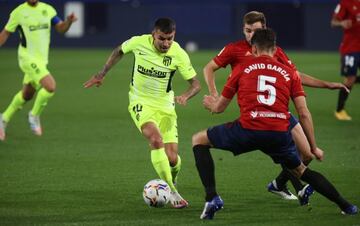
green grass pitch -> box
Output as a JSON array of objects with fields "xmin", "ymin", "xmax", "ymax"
[{"xmin": 0, "ymin": 49, "xmax": 359, "ymax": 225}]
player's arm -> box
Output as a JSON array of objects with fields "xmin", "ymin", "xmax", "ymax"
[
  {"xmin": 175, "ymin": 77, "xmax": 201, "ymax": 105},
  {"xmin": 203, "ymin": 60, "xmax": 221, "ymax": 97},
  {"xmin": 54, "ymin": 13, "xmax": 77, "ymax": 34},
  {"xmin": 299, "ymin": 71, "xmax": 350, "ymax": 92},
  {"xmin": 293, "ymin": 96, "xmax": 323, "ymax": 161},
  {"xmin": 84, "ymin": 46, "xmax": 124, "ymax": 88},
  {"xmin": 203, "ymin": 95, "xmax": 231, "ymax": 114},
  {"xmin": 0, "ymin": 29, "xmax": 11, "ymax": 47}
]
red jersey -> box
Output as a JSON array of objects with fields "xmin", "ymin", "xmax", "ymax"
[
  {"xmin": 333, "ymin": 0, "xmax": 360, "ymax": 54},
  {"xmin": 221, "ymin": 55, "xmax": 305, "ymax": 132},
  {"xmin": 213, "ymin": 40, "xmax": 297, "ymax": 71}
]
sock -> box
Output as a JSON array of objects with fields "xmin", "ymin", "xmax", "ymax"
[
  {"xmin": 193, "ymin": 144, "xmax": 217, "ymax": 202},
  {"xmin": 151, "ymin": 148, "xmax": 176, "ymax": 192},
  {"xmin": 31, "ymin": 88, "xmax": 54, "ymax": 116},
  {"xmin": 171, "ymin": 155, "xmax": 181, "ymax": 184},
  {"xmin": 336, "ymin": 87, "xmax": 350, "ymax": 112},
  {"xmin": 275, "ymin": 168, "xmax": 304, "ymax": 193},
  {"xmin": 2, "ymin": 91, "xmax": 26, "ymax": 123},
  {"xmin": 300, "ymin": 168, "xmax": 352, "ymax": 210}
]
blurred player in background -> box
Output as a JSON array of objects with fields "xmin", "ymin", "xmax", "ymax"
[
  {"xmin": 331, "ymin": 0, "xmax": 360, "ymax": 121},
  {"xmin": 193, "ymin": 28, "xmax": 358, "ymax": 219},
  {"xmin": 0, "ymin": 0, "xmax": 77, "ymax": 141},
  {"xmin": 84, "ymin": 17, "xmax": 201, "ymax": 208},
  {"xmin": 203, "ymin": 11, "xmax": 347, "ymax": 205}
]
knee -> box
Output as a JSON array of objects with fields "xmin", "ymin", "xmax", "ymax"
[
  {"xmin": 167, "ymin": 153, "xmax": 178, "ymax": 166},
  {"xmin": 44, "ymin": 82, "xmax": 56, "ymax": 93},
  {"xmin": 192, "ymin": 132, "xmax": 201, "ymax": 146},
  {"xmin": 302, "ymin": 156, "xmax": 313, "ymax": 165},
  {"xmin": 149, "ymin": 135, "xmax": 163, "ymax": 149},
  {"xmin": 192, "ymin": 130, "xmax": 209, "ymax": 147},
  {"xmin": 22, "ymin": 93, "xmax": 34, "ymax": 101},
  {"xmin": 22, "ymin": 89, "xmax": 35, "ymax": 101}
]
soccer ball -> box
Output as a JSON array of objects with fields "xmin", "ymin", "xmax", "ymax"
[{"xmin": 143, "ymin": 179, "xmax": 171, "ymax": 208}]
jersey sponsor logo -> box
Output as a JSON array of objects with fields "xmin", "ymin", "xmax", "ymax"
[
  {"xmin": 137, "ymin": 65, "xmax": 168, "ymax": 78},
  {"xmin": 163, "ymin": 56, "xmax": 172, "ymax": 66},
  {"xmin": 250, "ymin": 111, "xmax": 286, "ymax": 119},
  {"xmin": 29, "ymin": 23, "xmax": 49, "ymax": 31}
]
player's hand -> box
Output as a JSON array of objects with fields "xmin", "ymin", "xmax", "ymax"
[
  {"xmin": 203, "ymin": 95, "xmax": 217, "ymax": 112},
  {"xmin": 209, "ymin": 90, "xmax": 219, "ymax": 98},
  {"xmin": 83, "ymin": 73, "xmax": 104, "ymax": 88},
  {"xmin": 66, "ymin": 13, "xmax": 78, "ymax": 23},
  {"xmin": 327, "ymin": 82, "xmax": 350, "ymax": 93},
  {"xmin": 175, "ymin": 95, "xmax": 188, "ymax": 106},
  {"xmin": 341, "ymin": 19, "xmax": 352, "ymax": 29},
  {"xmin": 312, "ymin": 147, "xmax": 324, "ymax": 161}
]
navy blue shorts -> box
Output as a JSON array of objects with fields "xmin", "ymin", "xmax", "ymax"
[
  {"xmin": 289, "ymin": 113, "xmax": 299, "ymax": 131},
  {"xmin": 341, "ymin": 52, "xmax": 360, "ymax": 77},
  {"xmin": 207, "ymin": 120, "xmax": 301, "ymax": 169}
]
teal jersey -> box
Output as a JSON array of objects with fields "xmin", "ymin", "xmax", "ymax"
[
  {"xmin": 5, "ymin": 2, "xmax": 57, "ymax": 64},
  {"xmin": 121, "ymin": 34, "xmax": 196, "ymax": 109}
]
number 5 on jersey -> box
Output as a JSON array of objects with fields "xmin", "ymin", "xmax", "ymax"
[{"xmin": 257, "ymin": 75, "xmax": 276, "ymax": 106}]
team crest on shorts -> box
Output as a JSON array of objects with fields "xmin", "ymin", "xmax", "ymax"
[{"xmin": 163, "ymin": 56, "xmax": 172, "ymax": 66}]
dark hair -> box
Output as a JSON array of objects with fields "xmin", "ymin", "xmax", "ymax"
[
  {"xmin": 154, "ymin": 18, "xmax": 176, "ymax": 34},
  {"xmin": 251, "ymin": 28, "xmax": 276, "ymax": 51},
  {"xmin": 243, "ymin": 11, "xmax": 266, "ymax": 26}
]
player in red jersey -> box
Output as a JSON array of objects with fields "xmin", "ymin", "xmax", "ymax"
[
  {"xmin": 192, "ymin": 28, "xmax": 357, "ymax": 220},
  {"xmin": 203, "ymin": 11, "xmax": 347, "ymax": 205},
  {"xmin": 331, "ymin": 0, "xmax": 360, "ymax": 120}
]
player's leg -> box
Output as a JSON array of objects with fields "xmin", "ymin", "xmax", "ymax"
[
  {"xmin": 0, "ymin": 83, "xmax": 36, "ymax": 141},
  {"xmin": 141, "ymin": 122, "xmax": 174, "ymax": 189},
  {"xmin": 291, "ymin": 163, "xmax": 358, "ymax": 215},
  {"xmin": 268, "ymin": 115, "xmax": 312, "ymax": 202},
  {"xmin": 129, "ymin": 104, "xmax": 173, "ymax": 189},
  {"xmin": 192, "ymin": 129, "xmax": 224, "ymax": 219},
  {"xmin": 160, "ymin": 111, "xmax": 188, "ymax": 208},
  {"xmin": 159, "ymin": 111, "xmax": 181, "ymax": 185},
  {"xmin": 164, "ymin": 143, "xmax": 181, "ymax": 184},
  {"xmin": 29, "ymin": 74, "xmax": 56, "ymax": 135},
  {"xmin": 193, "ymin": 121, "xmax": 250, "ymax": 219},
  {"xmin": 335, "ymin": 53, "xmax": 359, "ymax": 120}
]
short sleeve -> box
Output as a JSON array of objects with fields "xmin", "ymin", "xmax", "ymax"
[
  {"xmin": 290, "ymin": 71, "xmax": 306, "ymax": 99},
  {"xmin": 213, "ymin": 44, "xmax": 234, "ymax": 68},
  {"xmin": 333, "ymin": 1, "xmax": 347, "ymax": 20},
  {"xmin": 221, "ymin": 66, "xmax": 241, "ymax": 99},
  {"xmin": 5, "ymin": 10, "xmax": 19, "ymax": 33},
  {"xmin": 121, "ymin": 36, "xmax": 141, "ymax": 54},
  {"xmin": 176, "ymin": 48, "xmax": 196, "ymax": 80},
  {"xmin": 48, "ymin": 4, "xmax": 57, "ymax": 18},
  {"xmin": 275, "ymin": 47, "xmax": 297, "ymax": 71}
]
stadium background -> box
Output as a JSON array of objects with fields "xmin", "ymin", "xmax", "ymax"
[
  {"xmin": 0, "ymin": 0, "xmax": 359, "ymax": 225},
  {"xmin": 0, "ymin": 0, "xmax": 342, "ymax": 50}
]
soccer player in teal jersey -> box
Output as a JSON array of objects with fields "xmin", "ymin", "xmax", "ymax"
[
  {"xmin": 0, "ymin": 0, "xmax": 77, "ymax": 141},
  {"xmin": 84, "ymin": 18, "xmax": 201, "ymax": 208}
]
